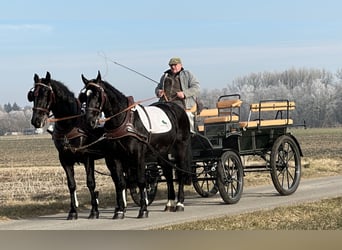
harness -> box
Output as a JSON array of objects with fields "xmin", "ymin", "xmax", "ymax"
[
  {"xmin": 52, "ymin": 127, "xmax": 87, "ymax": 141},
  {"xmin": 85, "ymin": 85, "xmax": 194, "ymax": 176},
  {"xmin": 104, "ymin": 96, "xmax": 149, "ymax": 143}
]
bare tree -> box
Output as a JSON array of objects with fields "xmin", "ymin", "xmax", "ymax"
[{"xmin": 202, "ymin": 67, "xmax": 342, "ymax": 128}]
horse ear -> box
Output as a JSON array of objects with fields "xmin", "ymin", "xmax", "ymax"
[
  {"xmin": 34, "ymin": 74, "xmax": 39, "ymax": 83},
  {"xmin": 96, "ymin": 70, "xmax": 102, "ymax": 82},
  {"xmin": 81, "ymin": 74, "xmax": 89, "ymax": 85},
  {"xmin": 45, "ymin": 71, "xmax": 51, "ymax": 82}
]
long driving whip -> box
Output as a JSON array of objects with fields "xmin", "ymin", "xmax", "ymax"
[{"xmin": 98, "ymin": 52, "xmax": 159, "ymax": 85}]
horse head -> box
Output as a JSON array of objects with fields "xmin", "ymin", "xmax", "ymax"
[
  {"xmin": 80, "ymin": 71, "xmax": 107, "ymax": 129},
  {"xmin": 28, "ymin": 71, "xmax": 55, "ymax": 128}
]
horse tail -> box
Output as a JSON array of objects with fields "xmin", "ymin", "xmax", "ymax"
[
  {"xmin": 171, "ymin": 104, "xmax": 192, "ymax": 185},
  {"xmin": 183, "ymin": 141, "xmax": 193, "ymax": 185}
]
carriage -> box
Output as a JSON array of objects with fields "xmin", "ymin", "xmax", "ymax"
[
  {"xmin": 130, "ymin": 94, "xmax": 303, "ymax": 206},
  {"xmin": 28, "ymin": 71, "xmax": 302, "ymax": 219}
]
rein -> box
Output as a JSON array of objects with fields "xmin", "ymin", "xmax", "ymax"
[
  {"xmin": 31, "ymin": 81, "xmax": 84, "ymax": 123},
  {"xmin": 162, "ymin": 94, "xmax": 180, "ymax": 103},
  {"xmin": 145, "ymin": 142, "xmax": 195, "ymax": 176},
  {"xmin": 47, "ymin": 97, "xmax": 84, "ymax": 123},
  {"xmin": 64, "ymin": 96, "xmax": 157, "ymax": 152},
  {"xmin": 47, "ymin": 113, "xmax": 84, "ymax": 123},
  {"xmin": 68, "ymin": 134, "xmax": 106, "ymax": 152},
  {"xmin": 98, "ymin": 96, "xmax": 158, "ymax": 124}
]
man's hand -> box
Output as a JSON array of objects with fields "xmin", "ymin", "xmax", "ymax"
[
  {"xmin": 176, "ymin": 91, "xmax": 185, "ymax": 99},
  {"xmin": 157, "ymin": 89, "xmax": 164, "ymax": 97}
]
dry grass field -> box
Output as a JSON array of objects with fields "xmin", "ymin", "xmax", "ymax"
[
  {"xmin": 0, "ymin": 134, "xmax": 115, "ymax": 219},
  {"xmin": 0, "ymin": 127, "xmax": 341, "ymax": 220}
]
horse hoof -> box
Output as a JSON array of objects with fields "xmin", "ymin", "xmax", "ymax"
[
  {"xmin": 67, "ymin": 213, "xmax": 78, "ymax": 220},
  {"xmin": 137, "ymin": 210, "xmax": 149, "ymax": 219},
  {"xmin": 164, "ymin": 206, "xmax": 175, "ymax": 212},
  {"xmin": 88, "ymin": 211, "xmax": 100, "ymax": 219},
  {"xmin": 113, "ymin": 212, "xmax": 125, "ymax": 220},
  {"xmin": 175, "ymin": 205, "xmax": 184, "ymax": 212}
]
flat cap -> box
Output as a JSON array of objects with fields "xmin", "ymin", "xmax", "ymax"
[{"xmin": 168, "ymin": 57, "xmax": 182, "ymax": 65}]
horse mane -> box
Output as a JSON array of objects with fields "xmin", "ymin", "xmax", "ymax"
[
  {"xmin": 99, "ymin": 79, "xmax": 129, "ymax": 112},
  {"xmin": 50, "ymin": 79, "xmax": 76, "ymax": 103},
  {"xmin": 100, "ymin": 79, "xmax": 126, "ymax": 99}
]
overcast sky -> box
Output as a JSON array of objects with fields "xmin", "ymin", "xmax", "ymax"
[{"xmin": 1, "ymin": 0, "xmax": 342, "ymax": 107}]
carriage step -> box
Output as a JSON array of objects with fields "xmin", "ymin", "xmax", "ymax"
[
  {"xmin": 243, "ymin": 165, "xmax": 271, "ymax": 173},
  {"xmin": 244, "ymin": 169, "xmax": 270, "ymax": 173}
]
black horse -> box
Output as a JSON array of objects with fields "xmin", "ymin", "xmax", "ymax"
[
  {"xmin": 80, "ymin": 71, "xmax": 192, "ymax": 219},
  {"xmin": 28, "ymin": 72, "xmax": 106, "ymax": 220}
]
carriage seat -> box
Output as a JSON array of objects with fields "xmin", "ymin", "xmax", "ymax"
[
  {"xmin": 204, "ymin": 114, "xmax": 240, "ymax": 124},
  {"xmin": 197, "ymin": 108, "xmax": 219, "ymax": 132},
  {"xmin": 239, "ymin": 101, "xmax": 295, "ymax": 128},
  {"xmin": 239, "ymin": 119, "xmax": 293, "ymax": 128},
  {"xmin": 203, "ymin": 99, "xmax": 242, "ymax": 125},
  {"xmin": 217, "ymin": 99, "xmax": 243, "ymax": 109},
  {"xmin": 249, "ymin": 101, "xmax": 296, "ymax": 112}
]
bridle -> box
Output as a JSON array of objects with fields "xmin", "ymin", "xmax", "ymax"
[
  {"xmin": 29, "ymin": 82, "xmax": 85, "ymax": 123},
  {"xmin": 84, "ymin": 82, "xmax": 107, "ymax": 115},
  {"xmin": 83, "ymin": 81, "xmax": 157, "ymax": 124},
  {"xmin": 29, "ymin": 82, "xmax": 55, "ymax": 115}
]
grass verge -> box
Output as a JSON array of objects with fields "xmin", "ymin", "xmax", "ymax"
[{"xmin": 157, "ymin": 197, "xmax": 342, "ymax": 230}]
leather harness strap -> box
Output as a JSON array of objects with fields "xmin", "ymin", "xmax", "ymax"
[
  {"xmin": 104, "ymin": 96, "xmax": 149, "ymax": 142},
  {"xmin": 52, "ymin": 127, "xmax": 87, "ymax": 141}
]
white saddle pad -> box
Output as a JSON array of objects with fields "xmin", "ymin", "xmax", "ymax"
[{"xmin": 135, "ymin": 105, "xmax": 172, "ymax": 134}]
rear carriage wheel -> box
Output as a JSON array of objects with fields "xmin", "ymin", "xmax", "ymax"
[
  {"xmin": 270, "ymin": 135, "xmax": 301, "ymax": 195},
  {"xmin": 192, "ymin": 162, "xmax": 219, "ymax": 197},
  {"xmin": 130, "ymin": 164, "xmax": 160, "ymax": 206},
  {"xmin": 216, "ymin": 150, "xmax": 244, "ymax": 204}
]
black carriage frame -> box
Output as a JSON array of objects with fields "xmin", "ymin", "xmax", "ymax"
[{"xmin": 130, "ymin": 94, "xmax": 303, "ymax": 206}]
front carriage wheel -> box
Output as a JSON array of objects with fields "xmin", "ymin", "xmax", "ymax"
[
  {"xmin": 216, "ymin": 150, "xmax": 244, "ymax": 204},
  {"xmin": 130, "ymin": 164, "xmax": 160, "ymax": 206},
  {"xmin": 192, "ymin": 162, "xmax": 219, "ymax": 197},
  {"xmin": 270, "ymin": 135, "xmax": 301, "ymax": 195}
]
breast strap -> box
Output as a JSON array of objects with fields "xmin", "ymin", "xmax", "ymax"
[{"xmin": 104, "ymin": 96, "xmax": 148, "ymax": 142}]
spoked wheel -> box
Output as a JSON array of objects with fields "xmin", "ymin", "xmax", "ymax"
[
  {"xmin": 216, "ymin": 150, "xmax": 244, "ymax": 204},
  {"xmin": 130, "ymin": 164, "xmax": 160, "ymax": 206},
  {"xmin": 192, "ymin": 161, "xmax": 219, "ymax": 197},
  {"xmin": 270, "ymin": 135, "xmax": 301, "ymax": 195}
]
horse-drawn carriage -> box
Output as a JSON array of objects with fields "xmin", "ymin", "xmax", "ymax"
[
  {"xmin": 130, "ymin": 94, "xmax": 303, "ymax": 206},
  {"xmin": 28, "ymin": 72, "xmax": 302, "ymax": 220}
]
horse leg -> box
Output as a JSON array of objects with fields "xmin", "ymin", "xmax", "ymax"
[
  {"xmin": 175, "ymin": 172, "xmax": 185, "ymax": 212},
  {"xmin": 61, "ymin": 162, "xmax": 78, "ymax": 220},
  {"xmin": 136, "ymin": 157, "xmax": 149, "ymax": 218},
  {"xmin": 106, "ymin": 158, "xmax": 127, "ymax": 219},
  {"xmin": 173, "ymin": 159, "xmax": 189, "ymax": 212},
  {"xmin": 137, "ymin": 183, "xmax": 149, "ymax": 218},
  {"xmin": 175, "ymin": 143, "xmax": 192, "ymax": 212},
  {"xmin": 112, "ymin": 182, "xmax": 127, "ymax": 219},
  {"xmin": 162, "ymin": 165, "xmax": 176, "ymax": 212},
  {"xmin": 84, "ymin": 158, "xmax": 99, "ymax": 219}
]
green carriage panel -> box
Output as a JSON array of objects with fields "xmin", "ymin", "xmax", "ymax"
[{"xmin": 239, "ymin": 126, "xmax": 288, "ymax": 155}]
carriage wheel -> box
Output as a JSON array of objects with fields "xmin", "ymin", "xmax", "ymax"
[
  {"xmin": 192, "ymin": 162, "xmax": 219, "ymax": 197},
  {"xmin": 270, "ymin": 135, "xmax": 301, "ymax": 195},
  {"xmin": 130, "ymin": 164, "xmax": 160, "ymax": 206},
  {"xmin": 216, "ymin": 150, "xmax": 244, "ymax": 204}
]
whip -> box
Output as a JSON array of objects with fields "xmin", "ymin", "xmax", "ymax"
[{"xmin": 98, "ymin": 52, "xmax": 159, "ymax": 85}]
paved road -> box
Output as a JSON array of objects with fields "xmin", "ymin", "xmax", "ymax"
[{"xmin": 0, "ymin": 175, "xmax": 341, "ymax": 230}]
